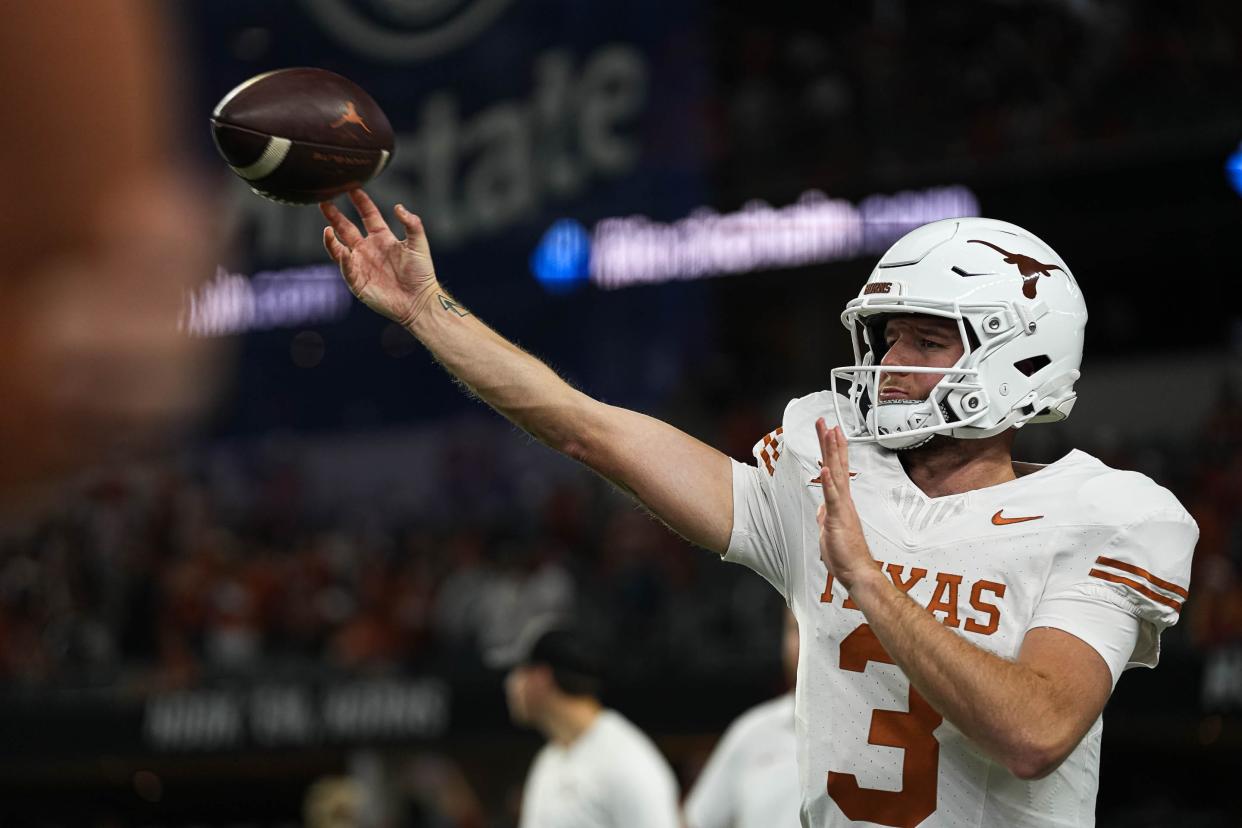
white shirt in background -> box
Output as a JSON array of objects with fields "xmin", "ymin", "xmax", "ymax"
[
  {"xmin": 519, "ymin": 709, "xmax": 680, "ymax": 828},
  {"xmin": 685, "ymin": 692, "xmax": 800, "ymax": 828}
]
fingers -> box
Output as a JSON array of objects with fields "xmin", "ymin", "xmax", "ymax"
[
  {"xmin": 348, "ymin": 188, "xmax": 390, "ymax": 235},
  {"xmin": 830, "ymin": 428, "xmax": 852, "ymax": 495},
  {"xmin": 815, "ymin": 419, "xmax": 855, "ymax": 507},
  {"xmin": 394, "ymin": 203, "xmax": 423, "ymax": 238},
  {"xmin": 815, "ymin": 418, "xmax": 838, "ymax": 500},
  {"xmin": 323, "ymin": 227, "xmax": 350, "ymax": 264},
  {"xmin": 833, "ymin": 426, "xmax": 850, "ymax": 478},
  {"xmin": 320, "ymin": 201, "xmax": 363, "ymax": 247},
  {"xmin": 816, "ymin": 417, "xmax": 833, "ymax": 480}
]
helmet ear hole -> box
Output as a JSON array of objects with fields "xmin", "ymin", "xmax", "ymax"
[{"xmin": 1014, "ymin": 355, "xmax": 1051, "ymax": 377}]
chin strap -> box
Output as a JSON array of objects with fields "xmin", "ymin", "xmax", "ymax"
[{"xmin": 871, "ymin": 399, "xmax": 937, "ymax": 450}]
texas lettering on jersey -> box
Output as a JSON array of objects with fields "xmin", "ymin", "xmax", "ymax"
[{"xmin": 820, "ymin": 562, "xmax": 1007, "ymax": 638}]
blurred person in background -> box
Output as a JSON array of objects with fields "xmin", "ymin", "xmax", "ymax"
[
  {"xmin": 0, "ymin": 0, "xmax": 222, "ymax": 509},
  {"xmin": 684, "ymin": 607, "xmax": 800, "ymax": 828},
  {"xmin": 389, "ymin": 753, "xmax": 487, "ymax": 828},
  {"xmin": 494, "ymin": 618, "xmax": 680, "ymax": 828},
  {"xmin": 305, "ymin": 775, "xmax": 362, "ymax": 828},
  {"xmin": 321, "ymin": 190, "xmax": 1198, "ymax": 827}
]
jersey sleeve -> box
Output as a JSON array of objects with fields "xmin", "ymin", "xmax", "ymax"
[
  {"xmin": 1027, "ymin": 478, "xmax": 1198, "ymax": 684},
  {"xmin": 725, "ymin": 392, "xmax": 852, "ymax": 603},
  {"xmin": 726, "ymin": 454, "xmax": 790, "ymax": 601}
]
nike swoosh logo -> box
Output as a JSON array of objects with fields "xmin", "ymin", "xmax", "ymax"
[{"xmin": 992, "ymin": 509, "xmax": 1043, "ymax": 526}]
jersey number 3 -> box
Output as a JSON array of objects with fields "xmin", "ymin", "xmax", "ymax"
[{"xmin": 827, "ymin": 623, "xmax": 942, "ymax": 828}]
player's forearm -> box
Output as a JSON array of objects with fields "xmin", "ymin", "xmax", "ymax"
[
  {"xmin": 404, "ymin": 288, "xmax": 595, "ymax": 453},
  {"xmin": 846, "ymin": 569, "xmax": 1080, "ymax": 780},
  {"xmin": 405, "ymin": 288, "xmax": 733, "ymax": 552}
]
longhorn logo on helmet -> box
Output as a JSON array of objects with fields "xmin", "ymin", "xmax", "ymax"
[{"xmin": 967, "ymin": 239, "xmax": 1065, "ymax": 299}]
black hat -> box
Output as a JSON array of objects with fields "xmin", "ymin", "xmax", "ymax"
[{"xmin": 487, "ymin": 615, "xmax": 603, "ymax": 693}]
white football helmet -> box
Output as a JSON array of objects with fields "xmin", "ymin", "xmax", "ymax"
[{"xmin": 831, "ymin": 217, "xmax": 1087, "ymax": 450}]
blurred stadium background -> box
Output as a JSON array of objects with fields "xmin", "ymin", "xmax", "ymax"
[{"xmin": 2, "ymin": 0, "xmax": 1241, "ymax": 825}]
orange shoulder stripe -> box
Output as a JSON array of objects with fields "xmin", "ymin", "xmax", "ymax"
[
  {"xmin": 1095, "ymin": 556, "xmax": 1189, "ymax": 599},
  {"xmin": 1088, "ymin": 569, "xmax": 1183, "ymax": 612}
]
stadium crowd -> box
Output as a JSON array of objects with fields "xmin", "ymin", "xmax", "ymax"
[
  {"xmin": 1, "ymin": 383, "xmax": 1238, "ymax": 711},
  {"xmin": 713, "ymin": 0, "xmax": 1242, "ymax": 194},
  {"xmin": 0, "ymin": 418, "xmax": 780, "ymax": 693}
]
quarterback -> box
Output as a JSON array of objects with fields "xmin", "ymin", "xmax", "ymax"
[{"xmin": 321, "ymin": 190, "xmax": 1197, "ymax": 827}]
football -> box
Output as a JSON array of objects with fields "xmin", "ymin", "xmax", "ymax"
[{"xmin": 210, "ymin": 67, "xmax": 394, "ymax": 205}]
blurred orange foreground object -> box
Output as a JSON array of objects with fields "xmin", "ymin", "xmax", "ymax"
[{"xmin": 0, "ymin": 0, "xmax": 226, "ymax": 505}]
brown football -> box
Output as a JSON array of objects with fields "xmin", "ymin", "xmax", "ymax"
[{"xmin": 210, "ymin": 67, "xmax": 394, "ymax": 205}]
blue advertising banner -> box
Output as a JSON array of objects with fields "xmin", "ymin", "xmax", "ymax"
[{"xmin": 179, "ymin": 0, "xmax": 713, "ymax": 432}]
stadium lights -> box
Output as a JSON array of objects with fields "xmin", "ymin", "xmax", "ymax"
[
  {"xmin": 1227, "ymin": 143, "xmax": 1242, "ymax": 198},
  {"xmin": 531, "ymin": 185, "xmax": 980, "ymax": 293}
]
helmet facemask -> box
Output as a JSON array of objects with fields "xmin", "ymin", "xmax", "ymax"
[{"xmin": 831, "ymin": 302, "xmax": 1024, "ymax": 450}]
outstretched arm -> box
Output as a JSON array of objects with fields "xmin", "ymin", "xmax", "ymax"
[{"xmin": 321, "ymin": 190, "xmax": 733, "ymax": 553}]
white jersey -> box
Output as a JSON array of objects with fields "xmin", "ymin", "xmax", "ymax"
[
  {"xmin": 685, "ymin": 693, "xmax": 801, "ymax": 828},
  {"xmin": 519, "ymin": 709, "xmax": 680, "ymax": 828},
  {"xmin": 728, "ymin": 391, "xmax": 1197, "ymax": 828}
]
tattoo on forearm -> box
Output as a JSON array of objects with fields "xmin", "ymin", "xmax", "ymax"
[{"xmin": 438, "ymin": 294, "xmax": 472, "ymax": 317}]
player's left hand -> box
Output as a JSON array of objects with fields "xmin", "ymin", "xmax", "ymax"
[{"xmin": 815, "ymin": 418, "xmax": 876, "ymax": 589}]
